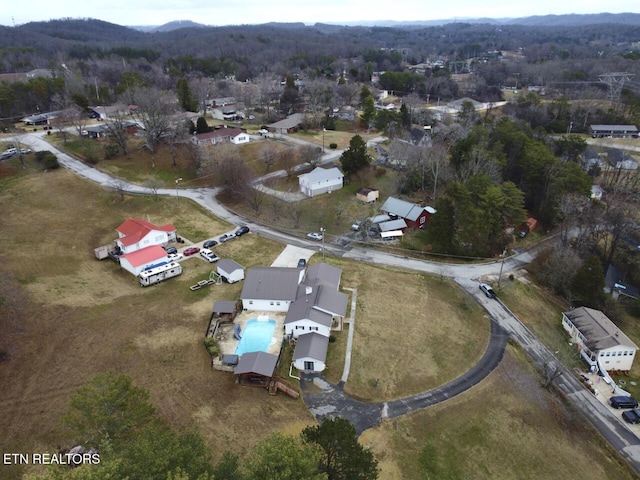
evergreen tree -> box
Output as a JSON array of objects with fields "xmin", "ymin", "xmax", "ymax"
[
  {"xmin": 571, "ymin": 256, "xmax": 606, "ymax": 308},
  {"xmin": 302, "ymin": 417, "xmax": 379, "ymax": 480},
  {"xmin": 360, "ymin": 95, "xmax": 376, "ymax": 129},
  {"xmin": 177, "ymin": 77, "xmax": 197, "ymax": 112},
  {"xmin": 340, "ymin": 135, "xmax": 372, "ymax": 177}
]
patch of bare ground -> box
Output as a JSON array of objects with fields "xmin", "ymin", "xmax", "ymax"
[{"xmin": 361, "ymin": 345, "xmax": 637, "ymax": 480}]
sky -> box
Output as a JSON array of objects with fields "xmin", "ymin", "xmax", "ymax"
[{"xmin": 1, "ymin": 0, "xmax": 638, "ymax": 27}]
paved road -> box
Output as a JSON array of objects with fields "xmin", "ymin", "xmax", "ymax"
[{"xmin": 16, "ymin": 130, "xmax": 640, "ymax": 472}]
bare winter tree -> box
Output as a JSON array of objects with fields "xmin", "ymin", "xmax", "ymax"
[
  {"xmin": 299, "ymin": 144, "xmax": 322, "ymax": 168},
  {"xmin": 142, "ymin": 177, "xmax": 163, "ymax": 200},
  {"xmin": 103, "ymin": 114, "xmax": 130, "ymax": 156},
  {"xmin": 278, "ymin": 148, "xmax": 299, "ymax": 178},
  {"xmin": 109, "ymin": 178, "xmax": 128, "ymax": 201},
  {"xmin": 260, "ymin": 142, "xmax": 279, "ymax": 173},
  {"xmin": 217, "ymin": 152, "xmax": 254, "ymax": 200},
  {"xmin": 130, "ymin": 87, "xmax": 176, "ymax": 168}
]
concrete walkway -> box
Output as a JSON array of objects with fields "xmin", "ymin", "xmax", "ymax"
[{"xmin": 339, "ymin": 288, "xmax": 357, "ymax": 386}]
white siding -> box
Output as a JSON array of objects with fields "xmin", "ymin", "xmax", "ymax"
[
  {"xmin": 285, "ymin": 320, "xmax": 330, "ymax": 339},
  {"xmin": 598, "ymin": 347, "xmax": 636, "ymax": 371},
  {"xmin": 293, "ymin": 356, "xmax": 326, "ymax": 372},
  {"xmin": 242, "ymin": 298, "xmax": 290, "ymax": 312}
]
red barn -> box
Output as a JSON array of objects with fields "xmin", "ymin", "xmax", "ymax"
[{"xmin": 380, "ymin": 197, "xmax": 436, "ymax": 230}]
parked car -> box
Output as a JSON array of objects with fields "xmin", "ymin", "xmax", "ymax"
[
  {"xmin": 219, "ymin": 233, "xmax": 235, "ymax": 243},
  {"xmin": 622, "ymin": 408, "xmax": 640, "ymax": 423},
  {"xmin": 479, "ymin": 283, "xmax": 497, "ymax": 299},
  {"xmin": 20, "ymin": 148, "xmax": 32, "ymax": 154},
  {"xmin": 297, "ymin": 258, "xmax": 307, "ymax": 268},
  {"xmin": 167, "ymin": 253, "xmax": 183, "ymax": 262},
  {"xmin": 200, "ymin": 248, "xmax": 219, "ymax": 263},
  {"xmin": 235, "ymin": 226, "xmax": 250, "ymax": 236},
  {"xmin": 0, "ymin": 148, "xmax": 17, "ymax": 160},
  {"xmin": 610, "ymin": 395, "xmax": 639, "ymax": 409},
  {"xmin": 163, "ymin": 246, "xmax": 178, "ymax": 255},
  {"xmin": 183, "ymin": 247, "xmax": 200, "ymax": 256},
  {"xmin": 307, "ymin": 232, "xmax": 323, "ymax": 241},
  {"xmin": 203, "ymin": 239, "xmax": 218, "ymax": 248}
]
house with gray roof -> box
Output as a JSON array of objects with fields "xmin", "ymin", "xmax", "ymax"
[
  {"xmin": 267, "ymin": 113, "xmax": 306, "ymax": 134},
  {"xmin": 293, "ymin": 332, "xmax": 329, "ymax": 372},
  {"xmin": 240, "ymin": 267, "xmax": 304, "ymax": 312},
  {"xmin": 284, "ymin": 263, "xmax": 348, "ymax": 339},
  {"xmin": 562, "ymin": 307, "xmax": 638, "ymax": 371},
  {"xmin": 589, "ymin": 124, "xmax": 639, "ymax": 138},
  {"xmin": 298, "ymin": 166, "xmax": 344, "ymax": 197}
]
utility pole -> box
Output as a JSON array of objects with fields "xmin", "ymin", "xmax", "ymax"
[
  {"xmin": 498, "ymin": 249, "xmax": 507, "ymax": 291},
  {"xmin": 321, "ymin": 227, "xmax": 325, "ymax": 260},
  {"xmin": 175, "ymin": 178, "xmax": 182, "ymax": 203}
]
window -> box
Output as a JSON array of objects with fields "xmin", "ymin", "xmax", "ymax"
[
  {"xmin": 304, "ymin": 361, "xmax": 314, "ymax": 370},
  {"xmin": 270, "ymin": 301, "xmax": 274, "ymax": 306},
  {"xmin": 249, "ymin": 301, "xmax": 253, "ymax": 305},
  {"xmin": 276, "ymin": 302, "xmax": 281, "ymax": 306},
  {"xmin": 296, "ymin": 326, "xmax": 304, "ymax": 330},
  {"xmin": 311, "ymin": 327, "xmax": 319, "ymax": 331}
]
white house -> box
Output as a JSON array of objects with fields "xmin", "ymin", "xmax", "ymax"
[
  {"xmin": 240, "ymin": 267, "xmax": 304, "ymax": 312},
  {"xmin": 562, "ymin": 307, "xmax": 638, "ymax": 372},
  {"xmin": 284, "ymin": 263, "xmax": 349, "ymax": 338},
  {"xmin": 119, "ymin": 245, "xmax": 168, "ymax": 276},
  {"xmin": 115, "ymin": 218, "xmax": 176, "ymax": 254},
  {"xmin": 217, "ymin": 259, "xmax": 245, "ymax": 284},
  {"xmin": 298, "ymin": 167, "xmax": 344, "ymax": 197},
  {"xmin": 292, "ymin": 332, "xmax": 329, "ymax": 372}
]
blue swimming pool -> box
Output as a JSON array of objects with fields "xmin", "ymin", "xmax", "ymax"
[{"xmin": 235, "ymin": 318, "xmax": 277, "ymax": 356}]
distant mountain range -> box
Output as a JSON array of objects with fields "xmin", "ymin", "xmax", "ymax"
[{"xmin": 130, "ymin": 12, "xmax": 640, "ymax": 32}]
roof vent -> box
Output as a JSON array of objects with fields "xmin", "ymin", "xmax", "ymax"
[{"xmin": 306, "ymin": 286, "xmax": 313, "ymax": 295}]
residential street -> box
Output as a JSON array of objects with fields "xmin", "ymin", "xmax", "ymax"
[{"xmin": 16, "ymin": 130, "xmax": 640, "ymax": 473}]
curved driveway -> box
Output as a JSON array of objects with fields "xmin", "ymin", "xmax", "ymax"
[{"xmin": 16, "ymin": 131, "xmax": 640, "ymax": 473}]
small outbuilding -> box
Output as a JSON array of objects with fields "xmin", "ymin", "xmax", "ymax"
[
  {"xmin": 356, "ymin": 187, "xmax": 379, "ymax": 203},
  {"xmin": 217, "ymin": 259, "xmax": 245, "ymax": 284},
  {"xmin": 212, "ymin": 300, "xmax": 238, "ymax": 323},
  {"xmin": 234, "ymin": 351, "xmax": 279, "ymax": 387}
]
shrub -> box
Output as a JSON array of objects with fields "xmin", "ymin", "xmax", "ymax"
[
  {"xmin": 329, "ymin": 335, "xmax": 336, "ymax": 343},
  {"xmin": 35, "ymin": 151, "xmax": 60, "ymax": 169},
  {"xmin": 374, "ymin": 166, "xmax": 387, "ymax": 177},
  {"xmin": 103, "ymin": 144, "xmax": 119, "ymax": 160},
  {"xmin": 329, "ymin": 143, "xmax": 338, "ymax": 149},
  {"xmin": 204, "ymin": 337, "xmax": 219, "ymax": 357}
]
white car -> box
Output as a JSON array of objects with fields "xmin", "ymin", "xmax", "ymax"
[
  {"xmin": 200, "ymin": 248, "xmax": 219, "ymax": 263},
  {"xmin": 167, "ymin": 252, "xmax": 183, "ymax": 262},
  {"xmin": 307, "ymin": 232, "xmax": 323, "ymax": 241}
]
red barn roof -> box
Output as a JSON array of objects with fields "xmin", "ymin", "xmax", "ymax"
[{"xmin": 116, "ymin": 218, "xmax": 175, "ymax": 247}]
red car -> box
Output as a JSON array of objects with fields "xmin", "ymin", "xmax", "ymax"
[{"xmin": 183, "ymin": 247, "xmax": 200, "ymax": 256}]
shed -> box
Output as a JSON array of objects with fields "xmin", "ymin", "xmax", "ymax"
[
  {"xmin": 356, "ymin": 187, "xmax": 379, "ymax": 203},
  {"xmin": 235, "ymin": 351, "xmax": 279, "ymax": 387},
  {"xmin": 217, "ymin": 259, "xmax": 245, "ymax": 284}
]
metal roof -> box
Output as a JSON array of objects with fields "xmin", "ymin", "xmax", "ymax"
[
  {"xmin": 240, "ymin": 267, "xmax": 302, "ymax": 302},
  {"xmin": 234, "ymin": 351, "xmax": 279, "ymax": 377},
  {"xmin": 293, "ymin": 333, "xmax": 329, "ymax": 362},
  {"xmin": 212, "ymin": 300, "xmax": 237, "ymax": 314},
  {"xmin": 217, "ymin": 259, "xmax": 244, "ymax": 274},
  {"xmin": 564, "ymin": 307, "xmax": 638, "ymax": 351}
]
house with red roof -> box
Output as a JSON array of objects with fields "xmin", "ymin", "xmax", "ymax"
[
  {"xmin": 119, "ymin": 245, "xmax": 169, "ymax": 276},
  {"xmin": 115, "ymin": 218, "xmax": 176, "ymax": 254}
]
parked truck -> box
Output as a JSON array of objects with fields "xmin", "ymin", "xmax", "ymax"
[{"xmin": 139, "ymin": 262, "xmax": 182, "ymax": 287}]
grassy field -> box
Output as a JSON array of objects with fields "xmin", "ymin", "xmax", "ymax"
[
  {"xmin": 1, "ymin": 152, "xmax": 638, "ymax": 479},
  {"xmin": 361, "ymin": 344, "xmax": 637, "ymax": 480}
]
